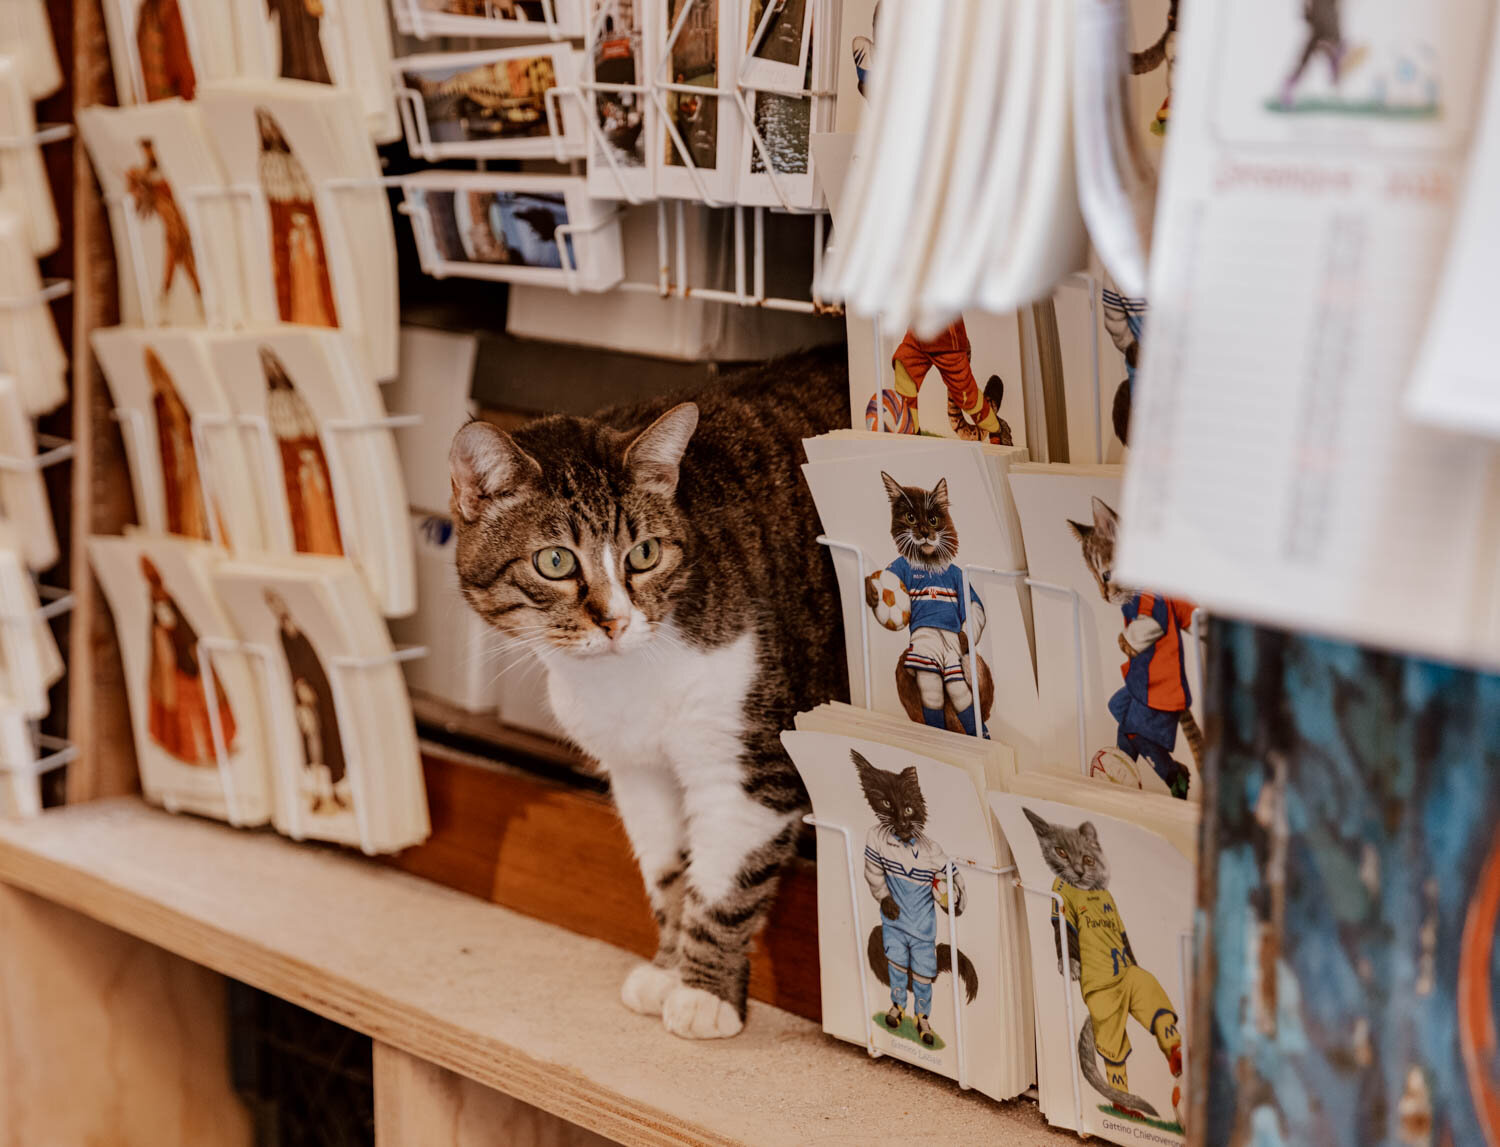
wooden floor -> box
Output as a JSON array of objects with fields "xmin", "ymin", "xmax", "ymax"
[{"xmin": 0, "ymin": 799, "xmax": 1077, "ymax": 1147}]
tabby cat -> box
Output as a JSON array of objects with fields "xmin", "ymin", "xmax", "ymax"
[
  {"xmin": 1023, "ymin": 808, "xmax": 1184, "ymax": 1127},
  {"xmin": 449, "ymin": 348, "xmax": 848, "ymax": 1039}
]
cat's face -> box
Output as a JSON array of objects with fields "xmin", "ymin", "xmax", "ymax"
[
  {"xmin": 448, "ymin": 405, "xmax": 697, "ymax": 659},
  {"xmin": 853, "ymin": 750, "xmax": 927, "ymax": 841},
  {"xmin": 1024, "ymin": 807, "xmax": 1109, "ymax": 890},
  {"xmin": 1067, "ymin": 496, "xmax": 1127, "ymax": 605},
  {"xmin": 881, "ymin": 472, "xmax": 957, "ymax": 571}
]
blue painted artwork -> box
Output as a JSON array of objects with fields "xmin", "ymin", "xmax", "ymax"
[{"xmin": 1204, "ymin": 621, "xmax": 1500, "ymax": 1146}]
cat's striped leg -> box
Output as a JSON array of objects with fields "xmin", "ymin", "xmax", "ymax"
[
  {"xmin": 607, "ymin": 763, "xmax": 690, "ymax": 1016},
  {"xmin": 663, "ymin": 740, "xmax": 805, "ymax": 1039}
]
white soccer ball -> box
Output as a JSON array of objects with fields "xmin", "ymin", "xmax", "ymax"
[
  {"xmin": 871, "ymin": 569, "xmax": 911, "ymax": 632},
  {"xmin": 1090, "ymin": 747, "xmax": 1144, "ymax": 789}
]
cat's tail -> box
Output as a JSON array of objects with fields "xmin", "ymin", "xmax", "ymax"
[
  {"xmin": 935, "ymin": 944, "xmax": 979, "ymax": 1003},
  {"xmin": 867, "ymin": 925, "xmax": 890, "ymax": 986},
  {"xmin": 1078, "ymin": 1022, "xmax": 1159, "ymax": 1117},
  {"xmin": 1179, "ymin": 709, "xmax": 1206, "ymax": 768},
  {"xmin": 865, "ymin": 927, "xmax": 980, "ymax": 1004}
]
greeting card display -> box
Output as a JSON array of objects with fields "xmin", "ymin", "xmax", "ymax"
[
  {"xmin": 89, "ymin": 535, "xmax": 274, "ymax": 825},
  {"xmin": 0, "ymin": 58, "xmax": 58, "ymax": 257},
  {"xmin": 585, "ymin": 0, "xmax": 657, "ymax": 201},
  {"xmin": 99, "ymin": 0, "xmax": 236, "ymax": 105},
  {"xmin": 1009, "ymin": 464, "xmax": 1204, "ymax": 800},
  {"xmin": 802, "ymin": 434, "xmax": 1040, "ymax": 767},
  {"xmin": 198, "ymin": 81, "xmax": 399, "ymax": 381},
  {"xmin": 80, "ymin": 100, "xmax": 247, "ymax": 328},
  {"xmin": 396, "ymin": 44, "xmax": 586, "ymax": 160},
  {"xmin": 783, "ymin": 729, "xmax": 1031, "ymax": 1102},
  {"xmin": 211, "ymin": 555, "xmax": 428, "ymax": 853},
  {"xmin": 653, "ymin": 0, "xmax": 742, "ymax": 202},
  {"xmin": 232, "ymin": 0, "xmax": 399, "ymax": 141},
  {"xmin": 91, "ymin": 327, "xmax": 264, "ymax": 550},
  {"xmin": 0, "ymin": 375, "xmax": 58, "ymax": 572},
  {"xmin": 846, "ymin": 312, "xmax": 1026, "ymax": 448},
  {"xmin": 393, "ymin": 0, "xmax": 586, "ymax": 40},
  {"xmin": 0, "ymin": 528, "xmax": 62, "ymax": 719},
  {"xmin": 0, "ymin": 0, "xmax": 63, "ymax": 100},
  {"xmin": 0, "ymin": 703, "xmax": 45, "ymax": 819},
  {"xmin": 0, "ymin": 214, "xmax": 66, "ymax": 416},
  {"xmin": 991, "ymin": 793, "xmax": 1194, "ymax": 1143},
  {"xmin": 734, "ymin": 0, "xmax": 832, "ymax": 208},
  {"xmin": 207, "ymin": 327, "xmax": 415, "ymax": 617},
  {"xmin": 401, "ymin": 171, "xmax": 625, "ymax": 292}
]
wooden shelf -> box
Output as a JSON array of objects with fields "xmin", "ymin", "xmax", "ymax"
[{"xmin": 0, "ymin": 798, "xmax": 1073, "ymax": 1147}]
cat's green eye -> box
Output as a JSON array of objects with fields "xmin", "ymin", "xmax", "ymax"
[
  {"xmin": 627, "ymin": 538, "xmax": 662, "ymax": 571},
  {"xmin": 533, "ymin": 547, "xmax": 577, "ymax": 579},
  {"xmin": 904, "ymin": 807, "xmax": 912, "ymax": 815},
  {"xmin": 904, "ymin": 511, "xmax": 917, "ymax": 524}
]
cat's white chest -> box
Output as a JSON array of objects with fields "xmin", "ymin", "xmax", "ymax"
[{"xmin": 541, "ymin": 629, "xmax": 758, "ymax": 771}]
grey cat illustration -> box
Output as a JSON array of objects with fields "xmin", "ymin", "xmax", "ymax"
[{"xmin": 1024, "ymin": 807, "xmax": 1185, "ymax": 1127}]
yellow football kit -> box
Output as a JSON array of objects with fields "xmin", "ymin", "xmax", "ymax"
[{"xmin": 1052, "ymin": 878, "xmax": 1181, "ymax": 1089}]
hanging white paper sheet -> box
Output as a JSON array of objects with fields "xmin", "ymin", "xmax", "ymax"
[{"xmin": 1117, "ymin": 0, "xmax": 1500, "ymax": 666}]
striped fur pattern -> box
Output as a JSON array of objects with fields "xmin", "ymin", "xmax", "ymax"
[{"xmin": 450, "ymin": 347, "xmax": 849, "ymax": 1037}]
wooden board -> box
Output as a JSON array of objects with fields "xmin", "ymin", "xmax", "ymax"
[
  {"xmin": 375, "ymin": 1043, "xmax": 615, "ymax": 1147},
  {"xmin": 0, "ymin": 798, "xmax": 1073, "ymax": 1147},
  {"xmin": 0, "ymin": 884, "xmax": 253, "ymax": 1147},
  {"xmin": 394, "ymin": 749, "xmax": 822, "ymax": 1023},
  {"xmin": 67, "ymin": 0, "xmax": 139, "ymax": 804}
]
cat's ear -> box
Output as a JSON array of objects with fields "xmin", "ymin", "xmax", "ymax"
[
  {"xmin": 1078, "ymin": 821, "xmax": 1100, "ymax": 845},
  {"xmin": 1066, "ymin": 519, "xmax": 1092, "ymax": 542},
  {"xmin": 899, "ymin": 766, "xmax": 922, "ymax": 793},
  {"xmin": 850, "ymin": 749, "xmax": 877, "ymax": 783},
  {"xmin": 1023, "ymin": 807, "xmax": 1050, "ymax": 838},
  {"xmin": 880, "ymin": 471, "xmax": 905, "ymax": 505},
  {"xmin": 1090, "ymin": 497, "xmax": 1119, "ymax": 542},
  {"xmin": 625, "ymin": 403, "xmax": 698, "ymax": 494},
  {"xmin": 450, "ymin": 420, "xmax": 541, "ymax": 523},
  {"xmin": 930, "ymin": 477, "xmax": 949, "ymax": 510}
]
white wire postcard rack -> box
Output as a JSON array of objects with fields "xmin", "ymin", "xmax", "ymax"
[
  {"xmin": 0, "ymin": 586, "xmax": 79, "ymax": 818},
  {"xmin": 107, "ymin": 406, "xmax": 422, "ymax": 579},
  {"xmin": 805, "ymin": 806, "xmax": 1193, "ymax": 1136},
  {"xmin": 393, "ymin": 0, "xmax": 584, "ymax": 42},
  {"xmin": 198, "ymin": 634, "xmax": 428, "ymax": 854}
]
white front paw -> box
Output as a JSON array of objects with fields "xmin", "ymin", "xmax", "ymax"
[
  {"xmin": 661, "ymin": 985, "xmax": 744, "ymax": 1040},
  {"xmin": 621, "ymin": 962, "xmax": 681, "ymax": 1016}
]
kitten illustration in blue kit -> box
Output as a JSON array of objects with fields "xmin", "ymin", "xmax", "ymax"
[
  {"xmin": 864, "ymin": 472, "xmax": 993, "ymax": 737},
  {"xmin": 855, "ymin": 750, "xmax": 977, "ymax": 1049},
  {"xmin": 1024, "ymin": 807, "xmax": 1185, "ymax": 1133}
]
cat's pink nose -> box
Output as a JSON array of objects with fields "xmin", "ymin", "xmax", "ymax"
[{"xmin": 601, "ymin": 616, "xmax": 629, "ymax": 640}]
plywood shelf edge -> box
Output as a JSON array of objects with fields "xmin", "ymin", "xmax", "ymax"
[{"xmin": 0, "ymin": 799, "xmax": 1072, "ymax": 1147}]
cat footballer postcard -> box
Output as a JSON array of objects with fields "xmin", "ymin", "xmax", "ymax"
[
  {"xmin": 802, "ymin": 437, "xmax": 1041, "ymax": 766},
  {"xmin": 992, "ymin": 793, "xmax": 1194, "ymax": 1143},
  {"xmin": 845, "ymin": 312, "xmax": 1028, "ymax": 449},
  {"xmin": 783, "ymin": 730, "xmax": 1031, "ymax": 1102},
  {"xmin": 1009, "ymin": 464, "xmax": 1205, "ymax": 800}
]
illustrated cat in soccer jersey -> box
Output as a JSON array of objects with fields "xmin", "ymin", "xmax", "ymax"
[
  {"xmin": 864, "ymin": 473, "xmax": 994, "ymax": 736},
  {"xmin": 856, "ymin": 750, "xmax": 977, "ymax": 1048},
  {"xmin": 1025, "ymin": 808, "xmax": 1184, "ymax": 1129},
  {"xmin": 1069, "ymin": 496, "xmax": 1202, "ymax": 799}
]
